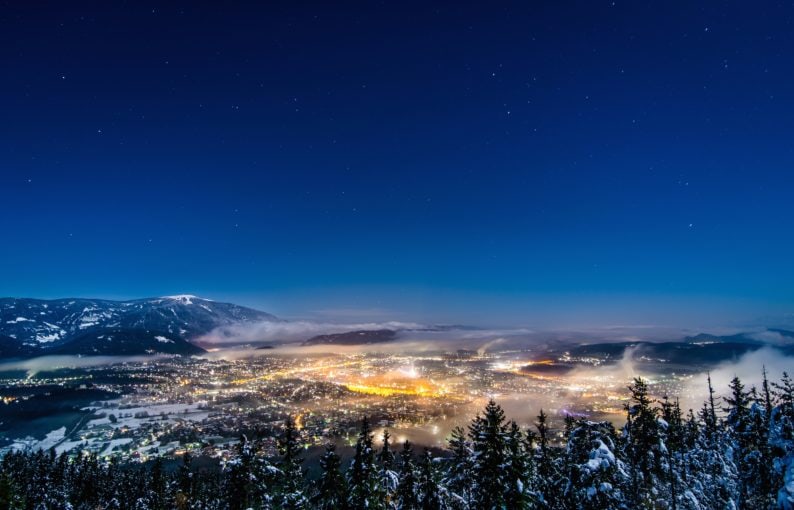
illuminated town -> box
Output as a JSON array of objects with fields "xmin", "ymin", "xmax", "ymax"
[{"xmin": 0, "ymin": 346, "xmax": 696, "ymax": 462}]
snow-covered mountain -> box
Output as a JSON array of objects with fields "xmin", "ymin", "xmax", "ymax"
[{"xmin": 0, "ymin": 295, "xmax": 279, "ymax": 357}]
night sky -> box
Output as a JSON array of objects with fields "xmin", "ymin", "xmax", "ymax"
[{"xmin": 2, "ymin": 2, "xmax": 793, "ymax": 326}]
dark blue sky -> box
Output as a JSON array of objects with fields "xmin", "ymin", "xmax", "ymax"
[{"xmin": 2, "ymin": 2, "xmax": 793, "ymax": 326}]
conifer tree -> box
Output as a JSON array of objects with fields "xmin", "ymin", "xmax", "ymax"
[
  {"xmin": 724, "ymin": 375, "xmax": 758, "ymax": 506},
  {"xmin": 660, "ymin": 396, "xmax": 686, "ymax": 509},
  {"xmin": 314, "ymin": 443, "xmax": 349, "ymax": 510},
  {"xmin": 277, "ymin": 416, "xmax": 309, "ymax": 509},
  {"xmin": 724, "ymin": 376, "xmax": 751, "ymax": 443},
  {"xmin": 762, "ymin": 366, "xmax": 774, "ymax": 424},
  {"xmin": 566, "ymin": 420, "xmax": 626, "ymax": 509},
  {"xmin": 0, "ymin": 468, "xmax": 22, "ymax": 509},
  {"xmin": 378, "ymin": 429, "xmax": 398, "ymax": 502},
  {"xmin": 348, "ymin": 416, "xmax": 384, "ymax": 509},
  {"xmin": 684, "ymin": 408, "xmax": 699, "ymax": 449},
  {"xmin": 623, "ymin": 377, "xmax": 662, "ymax": 507},
  {"xmin": 700, "ymin": 373, "xmax": 720, "ymax": 441},
  {"xmin": 469, "ymin": 399, "xmax": 507, "ymax": 509},
  {"xmin": 145, "ymin": 456, "xmax": 162, "ymax": 509},
  {"xmin": 443, "ymin": 426, "xmax": 472, "ymax": 510},
  {"xmin": 224, "ymin": 435, "xmax": 273, "ymax": 510},
  {"xmin": 535, "ymin": 408, "xmax": 562, "ymax": 508},
  {"xmin": 395, "ymin": 441, "xmax": 419, "ymax": 510},
  {"xmin": 503, "ymin": 420, "xmax": 532, "ymax": 509},
  {"xmin": 417, "ymin": 448, "xmax": 443, "ymax": 510},
  {"xmin": 774, "ymin": 371, "xmax": 794, "ymax": 441},
  {"xmin": 563, "ymin": 413, "xmax": 576, "ymax": 443}
]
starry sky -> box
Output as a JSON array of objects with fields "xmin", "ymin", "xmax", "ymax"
[{"xmin": 1, "ymin": 2, "xmax": 793, "ymax": 327}]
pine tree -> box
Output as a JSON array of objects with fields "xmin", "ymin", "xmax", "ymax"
[
  {"xmin": 692, "ymin": 406, "xmax": 739, "ymax": 508},
  {"xmin": 503, "ymin": 420, "xmax": 532, "ymax": 509},
  {"xmin": 774, "ymin": 371, "xmax": 794, "ymax": 441},
  {"xmin": 224, "ymin": 435, "xmax": 273, "ymax": 510},
  {"xmin": 679, "ymin": 376, "xmax": 739, "ymax": 508},
  {"xmin": 314, "ymin": 442, "xmax": 349, "ymax": 510},
  {"xmin": 469, "ymin": 399, "xmax": 507, "ymax": 509},
  {"xmin": 724, "ymin": 376, "xmax": 752, "ymax": 445},
  {"xmin": 416, "ymin": 449, "xmax": 443, "ymax": 510},
  {"xmin": 443, "ymin": 425, "xmax": 472, "ymax": 509},
  {"xmin": 660, "ymin": 396, "xmax": 686, "ymax": 510},
  {"xmin": 0, "ymin": 467, "xmax": 22, "ymax": 509},
  {"xmin": 225, "ymin": 436, "xmax": 253, "ymax": 510},
  {"xmin": 699, "ymin": 373, "xmax": 720, "ymax": 442},
  {"xmin": 378, "ymin": 429, "xmax": 398, "ymax": 503},
  {"xmin": 535, "ymin": 408, "xmax": 563, "ymax": 508},
  {"xmin": 348, "ymin": 416, "xmax": 384, "ymax": 509},
  {"xmin": 762, "ymin": 366, "xmax": 774, "ymax": 425},
  {"xmin": 746, "ymin": 397, "xmax": 776, "ymax": 508},
  {"xmin": 563, "ymin": 413, "xmax": 576, "ymax": 443},
  {"xmin": 566, "ymin": 420, "xmax": 627, "ymax": 509},
  {"xmin": 176, "ymin": 451, "xmax": 194, "ymax": 509},
  {"xmin": 683, "ymin": 408, "xmax": 698, "ymax": 450},
  {"xmin": 149, "ymin": 456, "xmax": 169, "ymax": 510},
  {"xmin": 623, "ymin": 377, "xmax": 663, "ymax": 507},
  {"xmin": 724, "ymin": 375, "xmax": 756, "ymax": 506},
  {"xmin": 395, "ymin": 441, "xmax": 419, "ymax": 510},
  {"xmin": 277, "ymin": 416, "xmax": 309, "ymax": 509}
]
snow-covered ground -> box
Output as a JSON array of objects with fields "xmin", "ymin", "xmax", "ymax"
[
  {"xmin": 3, "ymin": 399, "xmax": 211, "ymax": 458},
  {"xmin": 6, "ymin": 426, "xmax": 66, "ymax": 453}
]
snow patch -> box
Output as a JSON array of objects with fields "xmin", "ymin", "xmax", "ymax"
[
  {"xmin": 162, "ymin": 294, "xmax": 204, "ymax": 304},
  {"xmin": 36, "ymin": 333, "xmax": 61, "ymax": 343}
]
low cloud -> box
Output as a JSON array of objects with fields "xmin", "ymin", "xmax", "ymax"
[
  {"xmin": 746, "ymin": 329, "xmax": 793, "ymax": 345},
  {"xmin": 680, "ymin": 346, "xmax": 794, "ymax": 412},
  {"xmin": 0, "ymin": 354, "xmax": 173, "ymax": 377},
  {"xmin": 195, "ymin": 324, "xmax": 547, "ymax": 360},
  {"xmin": 195, "ymin": 320, "xmax": 425, "ymax": 346}
]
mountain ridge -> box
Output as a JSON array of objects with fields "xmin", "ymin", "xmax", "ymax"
[
  {"xmin": 0, "ymin": 296, "xmax": 278, "ymax": 358},
  {"xmin": 302, "ymin": 328, "xmax": 397, "ymax": 346}
]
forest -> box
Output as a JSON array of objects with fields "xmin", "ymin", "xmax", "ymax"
[{"xmin": 1, "ymin": 372, "xmax": 793, "ymax": 509}]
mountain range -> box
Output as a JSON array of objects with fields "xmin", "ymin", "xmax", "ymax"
[
  {"xmin": 2, "ymin": 295, "xmax": 794, "ymax": 363},
  {"xmin": 557, "ymin": 328, "xmax": 794, "ymax": 369},
  {"xmin": 0, "ymin": 295, "xmax": 278, "ymax": 358}
]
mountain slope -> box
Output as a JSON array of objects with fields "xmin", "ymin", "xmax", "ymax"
[
  {"xmin": 47, "ymin": 328, "xmax": 206, "ymax": 356},
  {"xmin": 0, "ymin": 295, "xmax": 278, "ymax": 357},
  {"xmin": 0, "ymin": 334, "xmax": 38, "ymax": 359}
]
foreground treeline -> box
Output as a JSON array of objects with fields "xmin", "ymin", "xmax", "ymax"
[{"xmin": 2, "ymin": 372, "xmax": 794, "ymax": 509}]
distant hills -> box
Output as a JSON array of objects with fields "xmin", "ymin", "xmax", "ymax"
[
  {"xmin": 0, "ymin": 295, "xmax": 278, "ymax": 358},
  {"xmin": 683, "ymin": 328, "xmax": 794, "ymax": 345},
  {"xmin": 563, "ymin": 329, "xmax": 794, "ymax": 368},
  {"xmin": 303, "ymin": 329, "xmax": 397, "ymax": 346}
]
